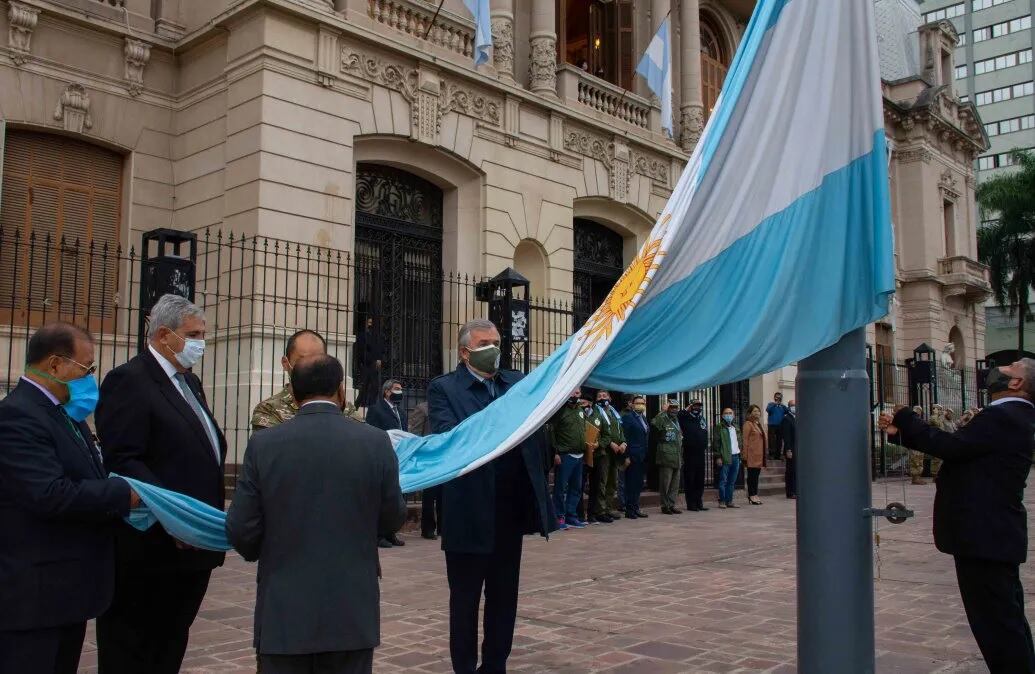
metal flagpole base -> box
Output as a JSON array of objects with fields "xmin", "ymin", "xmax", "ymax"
[{"xmin": 796, "ymin": 327, "xmax": 875, "ymax": 673}]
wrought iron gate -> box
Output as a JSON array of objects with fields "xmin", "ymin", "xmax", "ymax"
[
  {"xmin": 354, "ymin": 164, "xmax": 443, "ymax": 396},
  {"xmin": 573, "ymin": 218, "xmax": 623, "ymax": 329}
]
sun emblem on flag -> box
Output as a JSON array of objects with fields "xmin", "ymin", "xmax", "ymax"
[{"xmin": 577, "ymin": 215, "xmax": 669, "ymax": 355}]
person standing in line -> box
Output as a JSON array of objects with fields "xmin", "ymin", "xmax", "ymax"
[
  {"xmin": 586, "ymin": 390, "xmax": 626, "ymax": 523},
  {"xmin": 621, "ymin": 395, "xmax": 650, "ymax": 519},
  {"xmin": 908, "ymin": 405, "xmax": 928, "ymax": 485},
  {"xmin": 355, "ymin": 317, "xmax": 384, "ymax": 413},
  {"xmin": 879, "ymin": 359, "xmax": 1035, "ymax": 673},
  {"xmin": 678, "ymin": 399, "xmax": 710, "ymax": 512},
  {"xmin": 365, "ymin": 379, "xmax": 408, "ymax": 549},
  {"xmin": 427, "ymin": 319, "xmax": 553, "ymax": 674},
  {"xmin": 409, "ymin": 402, "xmax": 441, "ymax": 541},
  {"xmin": 712, "ymin": 408, "xmax": 742, "ymax": 509},
  {"xmin": 227, "ymin": 354, "xmax": 406, "ymax": 674},
  {"xmin": 549, "ymin": 388, "xmax": 591, "ymax": 530},
  {"xmin": 95, "ymin": 294, "xmax": 226, "ymax": 674},
  {"xmin": 575, "ymin": 392, "xmax": 595, "ymax": 522},
  {"xmin": 652, "ymin": 399, "xmax": 684, "ymax": 514},
  {"xmin": 781, "ymin": 401, "xmax": 797, "ymax": 500},
  {"xmin": 0, "ymin": 323, "xmax": 140, "ymax": 674},
  {"xmin": 742, "ymin": 404, "xmax": 767, "ymax": 505},
  {"xmin": 765, "ymin": 392, "xmax": 788, "ymax": 461}
]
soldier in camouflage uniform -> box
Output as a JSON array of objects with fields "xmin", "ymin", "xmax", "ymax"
[
  {"xmin": 251, "ymin": 329, "xmax": 361, "ymax": 430},
  {"xmin": 908, "ymin": 405, "xmax": 927, "ymax": 484}
]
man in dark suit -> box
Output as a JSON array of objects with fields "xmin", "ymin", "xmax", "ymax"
[
  {"xmin": 678, "ymin": 399, "xmax": 710, "ymax": 512},
  {"xmin": 95, "ymin": 294, "xmax": 227, "ymax": 674},
  {"xmin": 226, "ymin": 354, "xmax": 406, "ymax": 674},
  {"xmin": 881, "ymin": 359, "xmax": 1035, "ymax": 673},
  {"xmin": 0, "ymin": 323, "xmax": 139, "ymax": 674},
  {"xmin": 355, "ymin": 317, "xmax": 384, "ymax": 411},
  {"xmin": 365, "ymin": 378, "xmax": 408, "ymax": 548},
  {"xmin": 408, "ymin": 402, "xmax": 442, "ymax": 540},
  {"xmin": 620, "ymin": 394, "xmax": 650, "ymax": 518},
  {"xmin": 781, "ymin": 401, "xmax": 797, "ymax": 499},
  {"xmin": 427, "ymin": 318, "xmax": 553, "ymax": 674}
]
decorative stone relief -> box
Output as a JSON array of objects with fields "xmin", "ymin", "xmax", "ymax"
[
  {"xmin": 679, "ymin": 105, "xmax": 704, "ymax": 153},
  {"xmin": 413, "ymin": 69, "xmax": 441, "ymax": 145},
  {"xmin": 528, "ymin": 34, "xmax": 556, "ymax": 94},
  {"xmin": 896, "ymin": 148, "xmax": 931, "ymax": 164},
  {"xmin": 939, "ymin": 169, "xmax": 961, "ymax": 198},
  {"xmin": 316, "ymin": 26, "xmax": 340, "ymax": 88},
  {"xmin": 7, "ymin": 1, "xmax": 40, "ymax": 66},
  {"xmin": 491, "ymin": 15, "xmax": 514, "ymax": 80},
  {"xmin": 341, "ymin": 48, "xmax": 419, "ymax": 100},
  {"xmin": 564, "ymin": 128, "xmax": 613, "ymax": 170},
  {"xmin": 441, "ymin": 82, "xmax": 501, "ymax": 127},
  {"xmin": 53, "ymin": 83, "xmax": 92, "ymax": 134},
  {"xmin": 610, "ymin": 140, "xmax": 630, "ymax": 202},
  {"xmin": 123, "ymin": 38, "xmax": 151, "ymax": 96},
  {"xmin": 633, "ymin": 151, "xmax": 669, "ymax": 186}
]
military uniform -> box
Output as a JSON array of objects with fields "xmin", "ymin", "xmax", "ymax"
[
  {"xmin": 652, "ymin": 411, "xmax": 683, "ymax": 511},
  {"xmin": 251, "ymin": 385, "xmax": 360, "ymax": 430},
  {"xmin": 587, "ymin": 403, "xmax": 625, "ymax": 519}
]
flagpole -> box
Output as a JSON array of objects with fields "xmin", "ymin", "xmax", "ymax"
[
  {"xmin": 796, "ymin": 327, "xmax": 875, "ymax": 672},
  {"xmin": 423, "ymin": 0, "xmax": 446, "ymax": 41}
]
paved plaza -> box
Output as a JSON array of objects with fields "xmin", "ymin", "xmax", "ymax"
[{"xmin": 78, "ymin": 483, "xmax": 1030, "ymax": 673}]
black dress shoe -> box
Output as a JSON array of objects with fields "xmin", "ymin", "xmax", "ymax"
[
  {"xmin": 698, "ymin": 506, "xmax": 710, "ymax": 511},
  {"xmin": 635, "ymin": 510, "xmax": 649, "ymax": 518},
  {"xmin": 378, "ymin": 538, "xmax": 394, "ymax": 548},
  {"xmin": 421, "ymin": 532, "xmax": 438, "ymax": 540},
  {"xmin": 687, "ymin": 507, "xmax": 700, "ymax": 512},
  {"xmin": 598, "ymin": 514, "xmax": 615, "ymax": 523},
  {"xmin": 625, "ymin": 511, "xmax": 639, "ymax": 519},
  {"xmin": 390, "ymin": 534, "xmax": 405, "ymax": 546},
  {"xmin": 661, "ymin": 507, "xmax": 673, "ymax": 514},
  {"xmin": 671, "ymin": 508, "xmax": 682, "ymax": 514}
]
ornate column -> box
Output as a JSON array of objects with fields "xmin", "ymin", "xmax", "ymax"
[
  {"xmin": 491, "ymin": 0, "xmax": 515, "ymax": 82},
  {"xmin": 679, "ymin": 0, "xmax": 704, "ymax": 151},
  {"xmin": 529, "ymin": 0, "xmax": 557, "ymax": 95}
]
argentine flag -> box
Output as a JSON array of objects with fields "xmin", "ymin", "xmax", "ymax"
[
  {"xmin": 637, "ymin": 17, "xmax": 673, "ymax": 136},
  {"xmin": 463, "ymin": 0, "xmax": 492, "ymax": 67},
  {"xmin": 393, "ymin": 0, "xmax": 894, "ymax": 493}
]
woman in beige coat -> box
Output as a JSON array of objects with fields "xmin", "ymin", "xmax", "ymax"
[{"xmin": 742, "ymin": 404, "xmax": 768, "ymax": 505}]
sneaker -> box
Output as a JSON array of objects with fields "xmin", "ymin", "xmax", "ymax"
[
  {"xmin": 726, "ymin": 502, "xmax": 739, "ymax": 509},
  {"xmin": 565, "ymin": 517, "xmax": 588, "ymax": 528},
  {"xmin": 635, "ymin": 510, "xmax": 649, "ymax": 518},
  {"xmin": 390, "ymin": 534, "xmax": 406, "ymax": 546},
  {"xmin": 717, "ymin": 503, "xmax": 727, "ymax": 509},
  {"xmin": 556, "ymin": 517, "xmax": 568, "ymax": 530}
]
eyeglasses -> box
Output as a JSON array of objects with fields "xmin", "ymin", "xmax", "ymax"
[{"xmin": 62, "ymin": 356, "xmax": 97, "ymax": 375}]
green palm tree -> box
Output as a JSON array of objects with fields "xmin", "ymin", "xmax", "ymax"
[{"xmin": 977, "ymin": 150, "xmax": 1035, "ymax": 357}]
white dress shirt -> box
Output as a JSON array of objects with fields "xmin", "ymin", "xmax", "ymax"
[
  {"xmin": 728, "ymin": 425, "xmax": 741, "ymax": 455},
  {"xmin": 149, "ymin": 344, "xmax": 221, "ymax": 462},
  {"xmin": 990, "ymin": 397, "xmax": 1035, "ymax": 408}
]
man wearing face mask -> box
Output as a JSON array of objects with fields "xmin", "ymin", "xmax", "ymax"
[
  {"xmin": 880, "ymin": 360, "xmax": 1035, "ymax": 673},
  {"xmin": 587, "ymin": 390, "xmax": 627, "ymax": 522},
  {"xmin": 781, "ymin": 401, "xmax": 797, "ymax": 500},
  {"xmin": 677, "ymin": 400, "xmax": 710, "ymax": 512},
  {"xmin": 652, "ymin": 400, "xmax": 684, "ymax": 515},
  {"xmin": 365, "ymin": 379, "xmax": 408, "ymax": 548},
  {"xmin": 548, "ymin": 388, "xmax": 592, "ymax": 530},
  {"xmin": 621, "ymin": 395, "xmax": 650, "ymax": 519},
  {"xmin": 712, "ymin": 408, "xmax": 743, "ymax": 508},
  {"xmin": 95, "ymin": 294, "xmax": 227, "ymax": 674},
  {"xmin": 427, "ymin": 319, "xmax": 552, "ymax": 674},
  {"xmin": 0, "ymin": 323, "xmax": 140, "ymax": 674}
]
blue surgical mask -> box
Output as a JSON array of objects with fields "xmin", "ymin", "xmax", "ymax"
[
  {"xmin": 789, "ymin": 406, "xmax": 797, "ymax": 415},
  {"xmin": 172, "ymin": 333, "xmax": 206, "ymax": 369},
  {"xmin": 723, "ymin": 414, "xmax": 734, "ymax": 424},
  {"xmin": 28, "ymin": 367, "xmax": 100, "ymax": 422}
]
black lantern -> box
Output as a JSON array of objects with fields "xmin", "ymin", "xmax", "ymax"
[
  {"xmin": 138, "ymin": 228, "xmax": 197, "ymax": 354},
  {"xmin": 476, "ymin": 267, "xmax": 531, "ymax": 373}
]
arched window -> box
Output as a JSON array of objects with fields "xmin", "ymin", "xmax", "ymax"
[
  {"xmin": 700, "ymin": 15, "xmax": 731, "ymax": 123},
  {"xmin": 559, "ymin": 0, "xmax": 635, "ymax": 89},
  {"xmin": 0, "ymin": 130, "xmax": 123, "ymax": 325}
]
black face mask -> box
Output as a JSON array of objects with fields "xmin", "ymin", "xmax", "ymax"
[
  {"xmin": 986, "ymin": 368, "xmax": 1014, "ymax": 395},
  {"xmin": 567, "ymin": 397, "xmax": 579, "ymax": 406},
  {"xmin": 690, "ymin": 408, "xmax": 702, "ymax": 416},
  {"xmin": 599, "ymin": 399, "xmax": 610, "ymax": 407},
  {"xmin": 390, "ymin": 391, "xmax": 403, "ymax": 404}
]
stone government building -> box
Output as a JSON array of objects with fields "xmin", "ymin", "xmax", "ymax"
[{"xmin": 0, "ymin": 0, "xmax": 991, "ymax": 459}]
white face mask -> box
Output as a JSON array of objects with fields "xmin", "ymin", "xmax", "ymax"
[{"xmin": 173, "ymin": 335, "xmax": 206, "ymax": 369}]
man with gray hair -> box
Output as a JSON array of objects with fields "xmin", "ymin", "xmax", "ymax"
[
  {"xmin": 95, "ymin": 293, "xmax": 227, "ymax": 674},
  {"xmin": 880, "ymin": 358, "xmax": 1035, "ymax": 672},
  {"xmin": 427, "ymin": 318, "xmax": 552, "ymax": 674}
]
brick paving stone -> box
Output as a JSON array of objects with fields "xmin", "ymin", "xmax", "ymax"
[{"xmin": 74, "ymin": 483, "xmax": 1035, "ymax": 673}]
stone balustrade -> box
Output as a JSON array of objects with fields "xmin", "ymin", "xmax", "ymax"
[
  {"xmin": 368, "ymin": 0, "xmax": 475, "ymax": 60},
  {"xmin": 557, "ymin": 64, "xmax": 651, "ymax": 131}
]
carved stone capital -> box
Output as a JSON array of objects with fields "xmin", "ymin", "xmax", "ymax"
[
  {"xmin": 491, "ymin": 14, "xmax": 514, "ymax": 81},
  {"xmin": 528, "ymin": 33, "xmax": 557, "ymax": 95},
  {"xmin": 7, "ymin": 1, "xmax": 40, "ymax": 66},
  {"xmin": 124, "ymin": 38, "xmax": 151, "ymax": 96},
  {"xmin": 53, "ymin": 83, "xmax": 92, "ymax": 134},
  {"xmin": 680, "ymin": 105, "xmax": 704, "ymax": 152}
]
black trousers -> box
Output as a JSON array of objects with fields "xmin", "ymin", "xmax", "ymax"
[
  {"xmin": 746, "ymin": 467, "xmax": 761, "ymax": 497},
  {"xmin": 445, "ymin": 533, "xmax": 523, "ymax": 674},
  {"xmin": 96, "ymin": 568, "xmax": 212, "ymax": 674},
  {"xmin": 767, "ymin": 425, "xmax": 783, "ymax": 459},
  {"xmin": 954, "ymin": 556, "xmax": 1035, "ymax": 673},
  {"xmin": 421, "ymin": 485, "xmax": 442, "ymax": 536},
  {"xmin": 0, "ymin": 622, "xmax": 86, "ymax": 674},
  {"xmin": 682, "ymin": 446, "xmax": 705, "ymax": 509},
  {"xmin": 784, "ymin": 455, "xmax": 797, "ymax": 497},
  {"xmin": 259, "ymin": 649, "xmax": 374, "ymax": 674}
]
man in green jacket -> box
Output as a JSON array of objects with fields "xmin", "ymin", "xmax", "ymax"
[
  {"xmin": 712, "ymin": 407, "xmax": 743, "ymax": 508},
  {"xmin": 652, "ymin": 399, "xmax": 684, "ymax": 514},
  {"xmin": 587, "ymin": 390, "xmax": 626, "ymax": 523},
  {"xmin": 549, "ymin": 389, "xmax": 591, "ymax": 530}
]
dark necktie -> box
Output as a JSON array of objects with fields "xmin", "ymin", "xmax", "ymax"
[{"xmin": 174, "ymin": 373, "xmax": 221, "ymax": 464}]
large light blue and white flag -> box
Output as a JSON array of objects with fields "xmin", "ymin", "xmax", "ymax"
[
  {"xmin": 393, "ymin": 0, "xmax": 893, "ymax": 494},
  {"xmin": 636, "ymin": 17, "xmax": 673, "ymax": 136},
  {"xmin": 463, "ymin": 0, "xmax": 492, "ymax": 67}
]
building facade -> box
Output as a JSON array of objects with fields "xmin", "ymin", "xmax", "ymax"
[{"xmin": 918, "ymin": 0, "xmax": 1033, "ymax": 179}]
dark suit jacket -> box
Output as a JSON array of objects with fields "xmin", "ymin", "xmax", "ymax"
[
  {"xmin": 225, "ymin": 404, "xmax": 406, "ymax": 655},
  {"xmin": 0, "ymin": 380, "xmax": 130, "ymax": 631},
  {"xmin": 621, "ymin": 411, "xmax": 649, "ymax": 461},
  {"xmin": 427, "ymin": 365, "xmax": 553, "ymax": 555},
  {"xmin": 96, "ymin": 348, "xmax": 227, "ymax": 572},
  {"xmin": 781, "ymin": 413, "xmax": 797, "ymax": 454},
  {"xmin": 893, "ymin": 401, "xmax": 1035, "ymax": 564},
  {"xmin": 677, "ymin": 410, "xmax": 709, "ymax": 454},
  {"xmin": 365, "ymin": 398, "xmax": 408, "ymax": 433}
]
